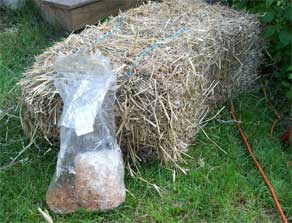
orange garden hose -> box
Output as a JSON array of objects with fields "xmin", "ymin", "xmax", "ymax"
[{"xmin": 230, "ymin": 103, "xmax": 288, "ymax": 223}]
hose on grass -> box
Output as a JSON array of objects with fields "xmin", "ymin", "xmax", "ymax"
[
  {"xmin": 259, "ymin": 79, "xmax": 281, "ymax": 139},
  {"xmin": 230, "ymin": 103, "xmax": 288, "ymax": 223}
]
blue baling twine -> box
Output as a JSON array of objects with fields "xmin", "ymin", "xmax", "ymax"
[
  {"xmin": 127, "ymin": 27, "xmax": 189, "ymax": 77},
  {"xmin": 95, "ymin": 17, "xmax": 189, "ymax": 78},
  {"xmin": 96, "ymin": 15, "xmax": 127, "ymax": 44}
]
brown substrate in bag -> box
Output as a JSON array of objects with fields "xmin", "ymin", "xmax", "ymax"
[
  {"xmin": 74, "ymin": 151, "xmax": 126, "ymax": 211},
  {"xmin": 46, "ymin": 184, "xmax": 79, "ymax": 214}
]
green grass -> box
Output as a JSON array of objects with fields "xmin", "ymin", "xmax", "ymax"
[
  {"xmin": 0, "ymin": 2, "xmax": 65, "ymax": 108},
  {"xmin": 0, "ymin": 3, "xmax": 291, "ymax": 223}
]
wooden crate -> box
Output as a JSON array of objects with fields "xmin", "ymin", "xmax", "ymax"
[{"xmin": 33, "ymin": 0, "xmax": 140, "ymax": 31}]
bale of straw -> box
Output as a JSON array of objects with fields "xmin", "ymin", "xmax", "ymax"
[{"xmin": 18, "ymin": 0, "xmax": 263, "ymax": 170}]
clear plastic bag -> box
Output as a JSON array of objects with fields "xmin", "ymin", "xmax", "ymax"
[{"xmin": 46, "ymin": 53, "xmax": 126, "ymax": 214}]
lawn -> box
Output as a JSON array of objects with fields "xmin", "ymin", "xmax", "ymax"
[{"xmin": 0, "ymin": 3, "xmax": 291, "ymax": 223}]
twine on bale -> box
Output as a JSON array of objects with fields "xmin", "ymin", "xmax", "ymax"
[{"xmin": 18, "ymin": 0, "xmax": 264, "ymax": 172}]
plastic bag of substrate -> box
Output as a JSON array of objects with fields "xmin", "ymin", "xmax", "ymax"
[{"xmin": 46, "ymin": 53, "xmax": 126, "ymax": 214}]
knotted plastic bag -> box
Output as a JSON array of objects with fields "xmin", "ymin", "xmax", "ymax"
[{"xmin": 46, "ymin": 53, "xmax": 126, "ymax": 214}]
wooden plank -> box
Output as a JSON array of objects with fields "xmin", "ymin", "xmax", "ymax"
[
  {"xmin": 33, "ymin": 0, "xmax": 141, "ymax": 31},
  {"xmin": 42, "ymin": 0, "xmax": 100, "ymax": 10},
  {"xmin": 70, "ymin": 0, "xmax": 140, "ymax": 31},
  {"xmin": 70, "ymin": 1, "xmax": 119, "ymax": 30},
  {"xmin": 33, "ymin": 0, "xmax": 73, "ymax": 30},
  {"xmin": 45, "ymin": 7, "xmax": 72, "ymax": 30}
]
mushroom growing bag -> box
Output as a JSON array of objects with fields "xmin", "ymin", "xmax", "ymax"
[{"xmin": 46, "ymin": 54, "xmax": 126, "ymax": 214}]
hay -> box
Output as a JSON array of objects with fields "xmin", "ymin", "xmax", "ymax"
[{"xmin": 18, "ymin": 0, "xmax": 263, "ymax": 170}]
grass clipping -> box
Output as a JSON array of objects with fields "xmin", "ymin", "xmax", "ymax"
[{"xmin": 18, "ymin": 0, "xmax": 263, "ymax": 171}]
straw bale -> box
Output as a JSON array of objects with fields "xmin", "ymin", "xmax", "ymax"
[{"xmin": 18, "ymin": 0, "xmax": 263, "ymax": 169}]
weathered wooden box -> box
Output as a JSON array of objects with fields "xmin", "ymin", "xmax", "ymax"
[{"xmin": 33, "ymin": 0, "xmax": 141, "ymax": 31}]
